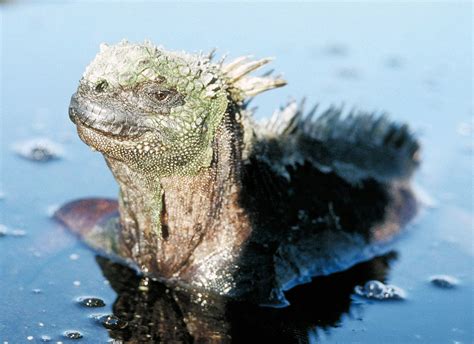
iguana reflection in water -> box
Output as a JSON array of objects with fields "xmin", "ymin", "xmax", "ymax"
[
  {"xmin": 94, "ymin": 252, "xmax": 397, "ymax": 343},
  {"xmin": 57, "ymin": 40, "xmax": 420, "ymax": 306}
]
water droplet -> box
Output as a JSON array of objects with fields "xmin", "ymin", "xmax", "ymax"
[
  {"xmin": 354, "ymin": 280, "xmax": 406, "ymax": 300},
  {"xmin": 32, "ymin": 288, "xmax": 43, "ymax": 294},
  {"xmin": 73, "ymin": 281, "xmax": 81, "ymax": 287},
  {"xmin": 94, "ymin": 314, "xmax": 128, "ymax": 330},
  {"xmin": 69, "ymin": 253, "xmax": 80, "ymax": 261},
  {"xmin": 27, "ymin": 336, "xmax": 34, "ymax": 341},
  {"xmin": 41, "ymin": 335, "xmax": 51, "ymax": 342},
  {"xmin": 64, "ymin": 331, "xmax": 82, "ymax": 339},
  {"xmin": 430, "ymin": 275, "xmax": 459, "ymax": 289},
  {"xmin": 13, "ymin": 138, "xmax": 63, "ymax": 162},
  {"xmin": 77, "ymin": 297, "xmax": 106, "ymax": 308}
]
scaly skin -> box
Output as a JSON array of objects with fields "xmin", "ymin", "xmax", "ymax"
[{"xmin": 68, "ymin": 41, "xmax": 420, "ymax": 304}]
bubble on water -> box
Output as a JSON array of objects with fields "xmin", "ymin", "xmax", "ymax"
[
  {"xmin": 69, "ymin": 253, "xmax": 80, "ymax": 261},
  {"xmin": 73, "ymin": 281, "xmax": 81, "ymax": 287},
  {"xmin": 354, "ymin": 280, "xmax": 406, "ymax": 300},
  {"xmin": 27, "ymin": 336, "xmax": 34, "ymax": 341},
  {"xmin": 64, "ymin": 331, "xmax": 83, "ymax": 339},
  {"xmin": 77, "ymin": 297, "xmax": 106, "ymax": 308},
  {"xmin": 32, "ymin": 288, "xmax": 43, "ymax": 294},
  {"xmin": 13, "ymin": 138, "xmax": 63, "ymax": 162},
  {"xmin": 41, "ymin": 335, "xmax": 51, "ymax": 342},
  {"xmin": 94, "ymin": 314, "xmax": 128, "ymax": 330},
  {"xmin": 430, "ymin": 275, "xmax": 459, "ymax": 289}
]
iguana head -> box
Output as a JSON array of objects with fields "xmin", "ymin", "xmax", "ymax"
[{"xmin": 69, "ymin": 40, "xmax": 285, "ymax": 177}]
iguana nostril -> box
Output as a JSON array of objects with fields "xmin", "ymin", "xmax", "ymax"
[{"xmin": 95, "ymin": 80, "xmax": 108, "ymax": 93}]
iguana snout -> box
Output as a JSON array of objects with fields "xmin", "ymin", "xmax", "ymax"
[{"xmin": 69, "ymin": 91, "xmax": 155, "ymax": 138}]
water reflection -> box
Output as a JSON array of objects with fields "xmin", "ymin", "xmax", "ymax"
[{"xmin": 95, "ymin": 252, "xmax": 397, "ymax": 343}]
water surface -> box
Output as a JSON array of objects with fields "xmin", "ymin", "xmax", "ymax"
[{"xmin": 1, "ymin": 2, "xmax": 472, "ymax": 343}]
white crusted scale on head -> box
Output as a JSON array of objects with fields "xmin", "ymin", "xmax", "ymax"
[{"xmin": 83, "ymin": 40, "xmax": 285, "ymax": 102}]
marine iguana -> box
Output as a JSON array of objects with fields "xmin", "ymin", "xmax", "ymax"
[{"xmin": 60, "ymin": 40, "xmax": 420, "ymax": 305}]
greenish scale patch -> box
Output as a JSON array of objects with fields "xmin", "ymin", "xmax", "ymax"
[
  {"xmin": 82, "ymin": 43, "xmax": 231, "ymax": 235},
  {"xmin": 77, "ymin": 41, "xmax": 282, "ymax": 236},
  {"xmin": 87, "ymin": 44, "xmax": 228, "ymax": 178}
]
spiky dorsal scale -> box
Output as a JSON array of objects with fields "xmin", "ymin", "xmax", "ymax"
[{"xmin": 253, "ymin": 101, "xmax": 420, "ymax": 184}]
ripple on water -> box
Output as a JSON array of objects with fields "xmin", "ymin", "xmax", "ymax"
[{"xmin": 354, "ymin": 280, "xmax": 406, "ymax": 300}]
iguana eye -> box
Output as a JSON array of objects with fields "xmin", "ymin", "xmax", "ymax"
[
  {"xmin": 139, "ymin": 83, "xmax": 185, "ymax": 113},
  {"xmin": 152, "ymin": 90, "xmax": 171, "ymax": 102}
]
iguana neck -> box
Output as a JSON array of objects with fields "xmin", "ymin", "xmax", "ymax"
[{"xmin": 104, "ymin": 113, "xmax": 252, "ymax": 279}]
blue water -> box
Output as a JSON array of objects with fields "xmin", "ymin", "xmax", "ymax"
[{"xmin": 1, "ymin": 2, "xmax": 472, "ymax": 343}]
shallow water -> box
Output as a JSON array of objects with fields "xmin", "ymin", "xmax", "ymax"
[{"xmin": 1, "ymin": 2, "xmax": 472, "ymax": 343}]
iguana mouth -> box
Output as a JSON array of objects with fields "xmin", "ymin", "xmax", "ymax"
[{"xmin": 69, "ymin": 93, "xmax": 150, "ymax": 139}]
